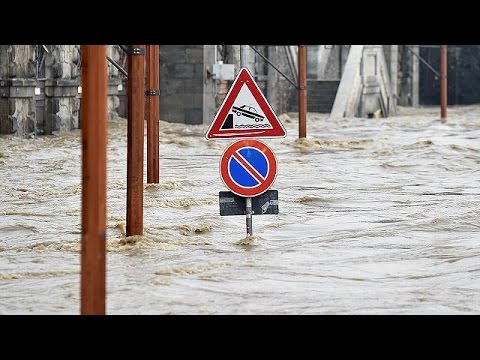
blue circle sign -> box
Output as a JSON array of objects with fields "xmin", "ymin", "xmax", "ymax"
[
  {"xmin": 220, "ymin": 139, "xmax": 277, "ymax": 197},
  {"xmin": 230, "ymin": 147, "xmax": 268, "ymax": 187}
]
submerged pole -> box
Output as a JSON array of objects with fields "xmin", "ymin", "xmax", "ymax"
[
  {"xmin": 298, "ymin": 45, "xmax": 307, "ymax": 138},
  {"xmin": 81, "ymin": 45, "xmax": 108, "ymax": 315},
  {"xmin": 146, "ymin": 45, "xmax": 160, "ymax": 183},
  {"xmin": 240, "ymin": 45, "xmax": 253, "ymax": 236},
  {"xmin": 126, "ymin": 45, "xmax": 145, "ymax": 236},
  {"xmin": 440, "ymin": 45, "xmax": 448, "ymax": 121}
]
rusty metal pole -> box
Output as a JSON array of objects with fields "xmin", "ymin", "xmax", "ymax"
[
  {"xmin": 440, "ymin": 45, "xmax": 448, "ymax": 121},
  {"xmin": 298, "ymin": 45, "xmax": 307, "ymax": 138},
  {"xmin": 81, "ymin": 45, "xmax": 107, "ymax": 315},
  {"xmin": 127, "ymin": 45, "xmax": 145, "ymax": 236},
  {"xmin": 146, "ymin": 45, "xmax": 160, "ymax": 183}
]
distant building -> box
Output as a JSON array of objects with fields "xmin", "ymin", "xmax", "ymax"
[{"xmin": 0, "ymin": 45, "xmax": 474, "ymax": 138}]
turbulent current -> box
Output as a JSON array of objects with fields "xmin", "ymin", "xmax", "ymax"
[{"xmin": 1, "ymin": 105, "xmax": 479, "ymax": 314}]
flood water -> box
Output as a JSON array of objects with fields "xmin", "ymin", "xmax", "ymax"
[{"xmin": 1, "ymin": 105, "xmax": 479, "ymax": 314}]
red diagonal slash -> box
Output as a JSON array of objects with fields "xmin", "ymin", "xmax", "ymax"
[{"xmin": 231, "ymin": 149, "xmax": 266, "ymax": 185}]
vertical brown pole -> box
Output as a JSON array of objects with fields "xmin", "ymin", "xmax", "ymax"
[
  {"xmin": 146, "ymin": 45, "xmax": 160, "ymax": 183},
  {"xmin": 127, "ymin": 45, "xmax": 145, "ymax": 236},
  {"xmin": 298, "ymin": 45, "xmax": 307, "ymax": 138},
  {"xmin": 81, "ymin": 45, "xmax": 107, "ymax": 315},
  {"xmin": 440, "ymin": 45, "xmax": 448, "ymax": 120}
]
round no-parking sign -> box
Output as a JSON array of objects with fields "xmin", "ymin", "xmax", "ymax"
[{"xmin": 220, "ymin": 139, "xmax": 277, "ymax": 197}]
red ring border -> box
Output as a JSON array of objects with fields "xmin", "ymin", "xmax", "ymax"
[{"xmin": 220, "ymin": 139, "xmax": 277, "ymax": 197}]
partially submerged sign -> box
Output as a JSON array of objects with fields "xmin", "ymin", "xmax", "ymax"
[
  {"xmin": 219, "ymin": 139, "xmax": 277, "ymax": 197},
  {"xmin": 219, "ymin": 190, "xmax": 279, "ymax": 216}
]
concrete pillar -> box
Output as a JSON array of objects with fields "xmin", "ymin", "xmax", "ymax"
[
  {"xmin": 307, "ymin": 45, "xmax": 325, "ymax": 79},
  {"xmin": 106, "ymin": 45, "xmax": 124, "ymax": 120},
  {"xmin": 0, "ymin": 45, "xmax": 37, "ymax": 138},
  {"xmin": 389, "ymin": 45, "xmax": 398, "ymax": 115},
  {"xmin": 360, "ymin": 46, "xmax": 381, "ymax": 117},
  {"xmin": 244, "ymin": 45, "xmax": 256, "ymax": 74},
  {"xmin": 105, "ymin": 45, "xmax": 128, "ymax": 119},
  {"xmin": 412, "ymin": 45, "xmax": 419, "ymax": 107},
  {"xmin": 330, "ymin": 45, "xmax": 364, "ymax": 118},
  {"xmin": 316, "ymin": 45, "xmax": 332, "ymax": 80},
  {"xmin": 44, "ymin": 45, "xmax": 80, "ymax": 134},
  {"xmin": 267, "ymin": 46, "xmax": 280, "ymax": 111},
  {"xmin": 203, "ymin": 45, "xmax": 217, "ymax": 125},
  {"xmin": 288, "ymin": 46, "xmax": 298, "ymax": 75},
  {"xmin": 226, "ymin": 45, "xmax": 255, "ymax": 75},
  {"xmin": 267, "ymin": 46, "xmax": 293, "ymax": 115},
  {"xmin": 307, "ymin": 46, "xmax": 318, "ymax": 79},
  {"xmin": 227, "ymin": 46, "xmax": 241, "ymax": 74},
  {"xmin": 398, "ymin": 45, "xmax": 411, "ymax": 106},
  {"xmin": 323, "ymin": 45, "xmax": 347, "ymax": 81}
]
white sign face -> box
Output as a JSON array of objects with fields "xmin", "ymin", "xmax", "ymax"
[{"xmin": 229, "ymin": 84, "xmax": 273, "ymax": 130}]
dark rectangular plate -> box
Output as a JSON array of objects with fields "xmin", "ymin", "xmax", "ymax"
[{"xmin": 219, "ymin": 190, "xmax": 279, "ymax": 216}]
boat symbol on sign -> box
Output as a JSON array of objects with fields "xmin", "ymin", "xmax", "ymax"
[{"xmin": 232, "ymin": 105, "xmax": 265, "ymax": 122}]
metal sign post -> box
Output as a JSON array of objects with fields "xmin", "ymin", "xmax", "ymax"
[
  {"xmin": 219, "ymin": 139, "xmax": 278, "ymax": 236},
  {"xmin": 126, "ymin": 45, "xmax": 145, "ymax": 237},
  {"xmin": 245, "ymin": 196, "xmax": 253, "ymax": 236},
  {"xmin": 146, "ymin": 45, "xmax": 160, "ymax": 183},
  {"xmin": 207, "ymin": 47, "xmax": 285, "ymax": 238},
  {"xmin": 240, "ymin": 45, "xmax": 253, "ymax": 236}
]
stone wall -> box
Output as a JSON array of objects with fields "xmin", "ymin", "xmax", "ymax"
[
  {"xmin": 107, "ymin": 45, "xmax": 126, "ymax": 119},
  {"xmin": 1, "ymin": 45, "xmax": 301, "ymax": 135},
  {"xmin": 43, "ymin": 45, "xmax": 80, "ymax": 134},
  {"xmin": 7, "ymin": 44, "xmax": 468, "ymax": 136},
  {"xmin": 0, "ymin": 45, "xmax": 126, "ymax": 138},
  {"xmin": 160, "ymin": 45, "xmax": 205, "ymax": 124},
  {"xmin": 0, "ymin": 45, "xmax": 37, "ymax": 137}
]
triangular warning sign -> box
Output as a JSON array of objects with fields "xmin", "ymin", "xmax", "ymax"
[{"xmin": 206, "ymin": 68, "xmax": 287, "ymax": 140}]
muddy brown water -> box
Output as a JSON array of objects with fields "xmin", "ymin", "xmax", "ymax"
[{"xmin": 1, "ymin": 105, "xmax": 479, "ymax": 314}]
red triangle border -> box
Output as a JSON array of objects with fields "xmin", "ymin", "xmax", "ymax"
[{"xmin": 206, "ymin": 67, "xmax": 287, "ymax": 140}]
